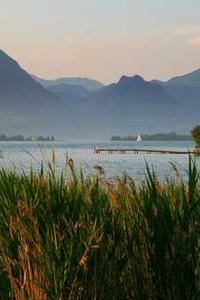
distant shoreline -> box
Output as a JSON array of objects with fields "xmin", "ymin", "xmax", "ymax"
[
  {"xmin": 111, "ymin": 133, "xmax": 192, "ymax": 142},
  {"xmin": 0, "ymin": 135, "xmax": 55, "ymax": 142}
]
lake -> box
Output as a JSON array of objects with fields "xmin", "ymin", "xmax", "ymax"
[{"xmin": 0, "ymin": 140, "xmax": 199, "ymax": 182}]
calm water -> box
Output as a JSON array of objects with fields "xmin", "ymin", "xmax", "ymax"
[{"xmin": 0, "ymin": 140, "xmax": 199, "ymax": 182}]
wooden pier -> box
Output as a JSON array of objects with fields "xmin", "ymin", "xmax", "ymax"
[{"xmin": 94, "ymin": 147, "xmax": 198, "ymax": 155}]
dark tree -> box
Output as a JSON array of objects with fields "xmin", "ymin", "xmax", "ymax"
[{"xmin": 191, "ymin": 125, "xmax": 200, "ymax": 148}]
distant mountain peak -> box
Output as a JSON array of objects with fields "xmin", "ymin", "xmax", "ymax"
[{"xmin": 118, "ymin": 74, "xmax": 145, "ymax": 86}]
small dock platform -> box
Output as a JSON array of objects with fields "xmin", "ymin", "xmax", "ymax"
[{"xmin": 94, "ymin": 147, "xmax": 198, "ymax": 155}]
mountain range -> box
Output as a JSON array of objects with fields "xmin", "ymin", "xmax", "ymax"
[
  {"xmin": 0, "ymin": 49, "xmax": 199, "ymax": 139},
  {"xmin": 32, "ymin": 74, "xmax": 103, "ymax": 91}
]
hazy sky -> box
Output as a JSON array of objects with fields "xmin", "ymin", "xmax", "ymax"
[{"xmin": 0, "ymin": 0, "xmax": 200, "ymax": 83}]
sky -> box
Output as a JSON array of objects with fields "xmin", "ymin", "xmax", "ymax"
[{"xmin": 0, "ymin": 0, "xmax": 200, "ymax": 83}]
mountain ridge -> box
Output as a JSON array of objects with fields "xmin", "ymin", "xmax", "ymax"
[
  {"xmin": 0, "ymin": 49, "xmax": 200, "ymax": 138},
  {"xmin": 0, "ymin": 49, "xmax": 60, "ymax": 113},
  {"xmin": 152, "ymin": 68, "xmax": 200, "ymax": 88},
  {"xmin": 32, "ymin": 74, "xmax": 104, "ymax": 92},
  {"xmin": 167, "ymin": 68, "xmax": 200, "ymax": 87}
]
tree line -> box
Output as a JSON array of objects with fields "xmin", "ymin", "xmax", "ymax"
[
  {"xmin": 0, "ymin": 135, "xmax": 55, "ymax": 141},
  {"xmin": 111, "ymin": 132, "xmax": 192, "ymax": 141}
]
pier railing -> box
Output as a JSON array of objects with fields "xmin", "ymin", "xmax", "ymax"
[{"xmin": 94, "ymin": 147, "xmax": 199, "ymax": 155}]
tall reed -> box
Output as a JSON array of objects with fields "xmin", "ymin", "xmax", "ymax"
[{"xmin": 0, "ymin": 156, "xmax": 199, "ymax": 299}]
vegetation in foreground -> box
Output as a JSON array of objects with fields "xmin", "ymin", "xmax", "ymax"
[{"xmin": 0, "ymin": 157, "xmax": 199, "ymax": 299}]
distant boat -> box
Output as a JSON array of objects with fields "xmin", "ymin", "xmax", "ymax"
[{"xmin": 136, "ymin": 134, "xmax": 142, "ymax": 142}]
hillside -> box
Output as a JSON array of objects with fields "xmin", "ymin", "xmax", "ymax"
[
  {"xmin": 167, "ymin": 68, "xmax": 200, "ymax": 87},
  {"xmin": 85, "ymin": 75, "xmax": 192, "ymax": 136},
  {"xmin": 47, "ymin": 83, "xmax": 89, "ymax": 100},
  {"xmin": 0, "ymin": 50, "xmax": 66, "ymax": 136},
  {"xmin": 0, "ymin": 50, "xmax": 59, "ymax": 114},
  {"xmin": 152, "ymin": 68, "xmax": 200, "ymax": 108},
  {"xmin": 0, "ymin": 49, "xmax": 200, "ymax": 138},
  {"xmin": 32, "ymin": 75, "xmax": 104, "ymax": 91}
]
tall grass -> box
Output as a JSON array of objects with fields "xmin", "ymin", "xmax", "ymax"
[{"xmin": 0, "ymin": 156, "xmax": 199, "ymax": 299}]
